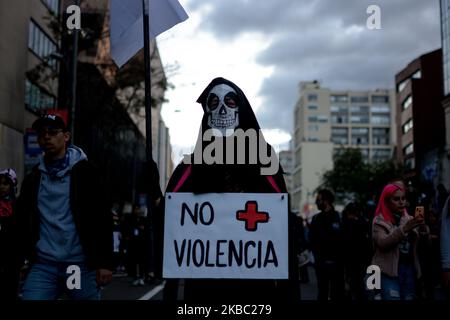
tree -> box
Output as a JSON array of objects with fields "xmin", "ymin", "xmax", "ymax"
[{"xmin": 319, "ymin": 148, "xmax": 404, "ymax": 205}]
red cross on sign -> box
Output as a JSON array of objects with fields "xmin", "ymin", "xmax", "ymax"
[{"xmin": 236, "ymin": 201, "xmax": 269, "ymax": 231}]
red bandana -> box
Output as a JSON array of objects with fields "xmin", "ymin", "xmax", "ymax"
[{"xmin": 0, "ymin": 200, "xmax": 13, "ymax": 217}]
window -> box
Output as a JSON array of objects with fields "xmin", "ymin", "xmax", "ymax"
[
  {"xmin": 371, "ymin": 115, "xmax": 390, "ymax": 125},
  {"xmin": 351, "ymin": 96, "xmax": 369, "ymax": 103},
  {"xmin": 331, "ymin": 115, "xmax": 349, "ymax": 124},
  {"xmin": 317, "ymin": 115, "xmax": 328, "ymax": 123},
  {"xmin": 372, "ymin": 95, "xmax": 389, "ymax": 103},
  {"xmin": 308, "ymin": 94, "xmax": 318, "ymax": 101},
  {"xmin": 402, "ymin": 119, "xmax": 414, "ymax": 134},
  {"xmin": 28, "ymin": 20, "xmax": 58, "ymax": 70},
  {"xmin": 330, "ymin": 105, "xmax": 348, "ymax": 113},
  {"xmin": 404, "ymin": 143, "xmax": 414, "ymax": 156},
  {"xmin": 25, "ymin": 79, "xmax": 56, "ymax": 112},
  {"xmin": 307, "ymin": 137, "xmax": 319, "ymax": 142},
  {"xmin": 350, "ymin": 115, "xmax": 369, "ymax": 124},
  {"xmin": 331, "ymin": 127, "xmax": 348, "ymax": 145},
  {"xmin": 350, "ymin": 106, "xmax": 369, "ymax": 114},
  {"xmin": 330, "ymin": 95, "xmax": 348, "ymax": 103},
  {"xmin": 308, "ymin": 125, "xmax": 319, "ymax": 131},
  {"xmin": 372, "ymin": 128, "xmax": 390, "ymax": 145},
  {"xmin": 308, "ymin": 115, "xmax": 318, "ymax": 123},
  {"xmin": 352, "ymin": 127, "xmax": 369, "ymax": 134},
  {"xmin": 371, "ymin": 105, "xmax": 390, "ymax": 113},
  {"xmin": 397, "ymin": 78, "xmax": 409, "ymax": 93},
  {"xmin": 372, "ymin": 148, "xmax": 392, "ymax": 161},
  {"xmin": 332, "ymin": 127, "xmax": 349, "ymax": 135},
  {"xmin": 41, "ymin": 0, "xmax": 59, "ymax": 14},
  {"xmin": 308, "ymin": 105, "xmax": 318, "ymax": 110},
  {"xmin": 402, "ymin": 95, "xmax": 413, "ymax": 110},
  {"xmin": 412, "ymin": 69, "xmax": 421, "ymax": 79},
  {"xmin": 351, "ymin": 128, "xmax": 369, "ymax": 145}
]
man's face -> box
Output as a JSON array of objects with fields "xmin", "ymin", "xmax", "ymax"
[
  {"xmin": 37, "ymin": 126, "xmax": 70, "ymax": 157},
  {"xmin": 315, "ymin": 194, "xmax": 326, "ymax": 211}
]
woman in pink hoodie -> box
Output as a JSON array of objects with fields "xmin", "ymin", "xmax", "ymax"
[{"xmin": 371, "ymin": 183, "xmax": 424, "ymax": 300}]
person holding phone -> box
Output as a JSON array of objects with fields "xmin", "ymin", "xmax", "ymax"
[{"xmin": 371, "ymin": 183, "xmax": 425, "ymax": 300}]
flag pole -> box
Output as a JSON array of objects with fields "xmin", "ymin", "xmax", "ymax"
[
  {"xmin": 142, "ymin": 0, "xmax": 156, "ymax": 279},
  {"xmin": 142, "ymin": 0, "xmax": 153, "ymax": 160}
]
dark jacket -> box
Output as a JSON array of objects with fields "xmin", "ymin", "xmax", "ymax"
[
  {"xmin": 309, "ymin": 209, "xmax": 343, "ymax": 264},
  {"xmin": 16, "ymin": 159, "xmax": 113, "ymax": 270}
]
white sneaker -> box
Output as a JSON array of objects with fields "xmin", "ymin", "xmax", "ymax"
[{"xmin": 138, "ymin": 279, "xmax": 145, "ymax": 286}]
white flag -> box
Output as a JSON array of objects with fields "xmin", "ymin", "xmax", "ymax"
[{"xmin": 110, "ymin": 0, "xmax": 188, "ymax": 67}]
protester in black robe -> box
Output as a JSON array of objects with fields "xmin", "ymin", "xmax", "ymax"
[{"xmin": 157, "ymin": 77, "xmax": 300, "ymax": 302}]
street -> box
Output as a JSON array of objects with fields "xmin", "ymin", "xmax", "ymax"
[{"xmin": 101, "ymin": 266, "xmax": 318, "ymax": 301}]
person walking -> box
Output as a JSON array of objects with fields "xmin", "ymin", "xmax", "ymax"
[
  {"xmin": 158, "ymin": 77, "xmax": 300, "ymax": 302},
  {"xmin": 341, "ymin": 201, "xmax": 371, "ymax": 300},
  {"xmin": 16, "ymin": 114, "xmax": 113, "ymax": 300},
  {"xmin": 309, "ymin": 189, "xmax": 345, "ymax": 301}
]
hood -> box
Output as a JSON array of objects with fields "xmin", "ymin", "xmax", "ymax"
[
  {"xmin": 185, "ymin": 77, "xmax": 282, "ymax": 193},
  {"xmin": 39, "ymin": 145, "xmax": 88, "ymax": 177}
]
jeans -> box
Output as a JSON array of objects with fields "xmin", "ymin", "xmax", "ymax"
[
  {"xmin": 21, "ymin": 259, "xmax": 100, "ymax": 300},
  {"xmin": 379, "ymin": 264, "xmax": 416, "ymax": 300},
  {"xmin": 315, "ymin": 261, "xmax": 345, "ymax": 301}
]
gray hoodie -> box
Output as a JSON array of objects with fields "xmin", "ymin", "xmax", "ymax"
[
  {"xmin": 441, "ymin": 195, "xmax": 450, "ymax": 270},
  {"xmin": 36, "ymin": 146, "xmax": 87, "ymax": 263}
]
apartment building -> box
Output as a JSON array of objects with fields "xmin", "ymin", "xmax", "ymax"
[
  {"xmin": 395, "ymin": 49, "xmax": 445, "ymax": 183},
  {"xmin": 292, "ymin": 81, "xmax": 396, "ymax": 216},
  {"xmin": 0, "ymin": 0, "xmax": 61, "ymax": 183},
  {"xmin": 278, "ymin": 149, "xmax": 293, "ymax": 194}
]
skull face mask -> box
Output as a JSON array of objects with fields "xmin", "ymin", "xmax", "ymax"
[{"xmin": 205, "ymin": 84, "xmax": 239, "ymax": 136}]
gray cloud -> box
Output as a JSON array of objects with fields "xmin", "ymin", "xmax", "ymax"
[{"xmin": 185, "ymin": 0, "xmax": 441, "ymax": 132}]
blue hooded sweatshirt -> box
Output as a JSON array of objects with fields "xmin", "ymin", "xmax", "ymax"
[{"xmin": 36, "ymin": 146, "xmax": 87, "ymax": 263}]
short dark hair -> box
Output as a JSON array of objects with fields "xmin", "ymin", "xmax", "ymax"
[{"xmin": 318, "ymin": 189, "xmax": 335, "ymax": 204}]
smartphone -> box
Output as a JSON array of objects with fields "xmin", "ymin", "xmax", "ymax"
[{"xmin": 415, "ymin": 206, "xmax": 424, "ymax": 219}]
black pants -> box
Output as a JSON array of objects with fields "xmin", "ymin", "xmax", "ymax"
[{"xmin": 315, "ymin": 262, "xmax": 345, "ymax": 301}]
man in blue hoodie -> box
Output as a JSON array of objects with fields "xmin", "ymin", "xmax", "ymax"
[{"xmin": 16, "ymin": 115, "xmax": 113, "ymax": 300}]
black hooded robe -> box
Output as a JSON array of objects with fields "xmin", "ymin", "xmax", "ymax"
[{"xmin": 157, "ymin": 78, "xmax": 300, "ymax": 302}]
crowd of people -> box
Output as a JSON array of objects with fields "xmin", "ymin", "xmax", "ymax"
[
  {"xmin": 300, "ymin": 182, "xmax": 450, "ymax": 301},
  {"xmin": 0, "ymin": 77, "xmax": 449, "ymax": 302}
]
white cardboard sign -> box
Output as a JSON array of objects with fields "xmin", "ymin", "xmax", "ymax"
[{"xmin": 163, "ymin": 193, "xmax": 288, "ymax": 279}]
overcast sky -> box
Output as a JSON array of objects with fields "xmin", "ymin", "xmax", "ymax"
[{"xmin": 157, "ymin": 0, "xmax": 441, "ymax": 163}]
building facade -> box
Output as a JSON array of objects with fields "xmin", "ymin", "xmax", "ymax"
[
  {"xmin": 278, "ymin": 149, "xmax": 293, "ymax": 194},
  {"xmin": 0, "ymin": 0, "xmax": 60, "ymax": 184},
  {"xmin": 292, "ymin": 81, "xmax": 396, "ymax": 217},
  {"xmin": 395, "ymin": 49, "xmax": 445, "ymax": 185}
]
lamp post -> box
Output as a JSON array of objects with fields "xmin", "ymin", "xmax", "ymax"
[{"xmin": 68, "ymin": 0, "xmax": 81, "ymax": 139}]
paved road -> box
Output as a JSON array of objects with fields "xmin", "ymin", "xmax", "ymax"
[
  {"xmin": 100, "ymin": 266, "xmax": 318, "ymax": 301},
  {"xmin": 101, "ymin": 273, "xmax": 165, "ymax": 300}
]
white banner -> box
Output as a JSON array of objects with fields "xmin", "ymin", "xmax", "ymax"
[
  {"xmin": 163, "ymin": 193, "xmax": 289, "ymax": 279},
  {"xmin": 110, "ymin": 0, "xmax": 189, "ymax": 67}
]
